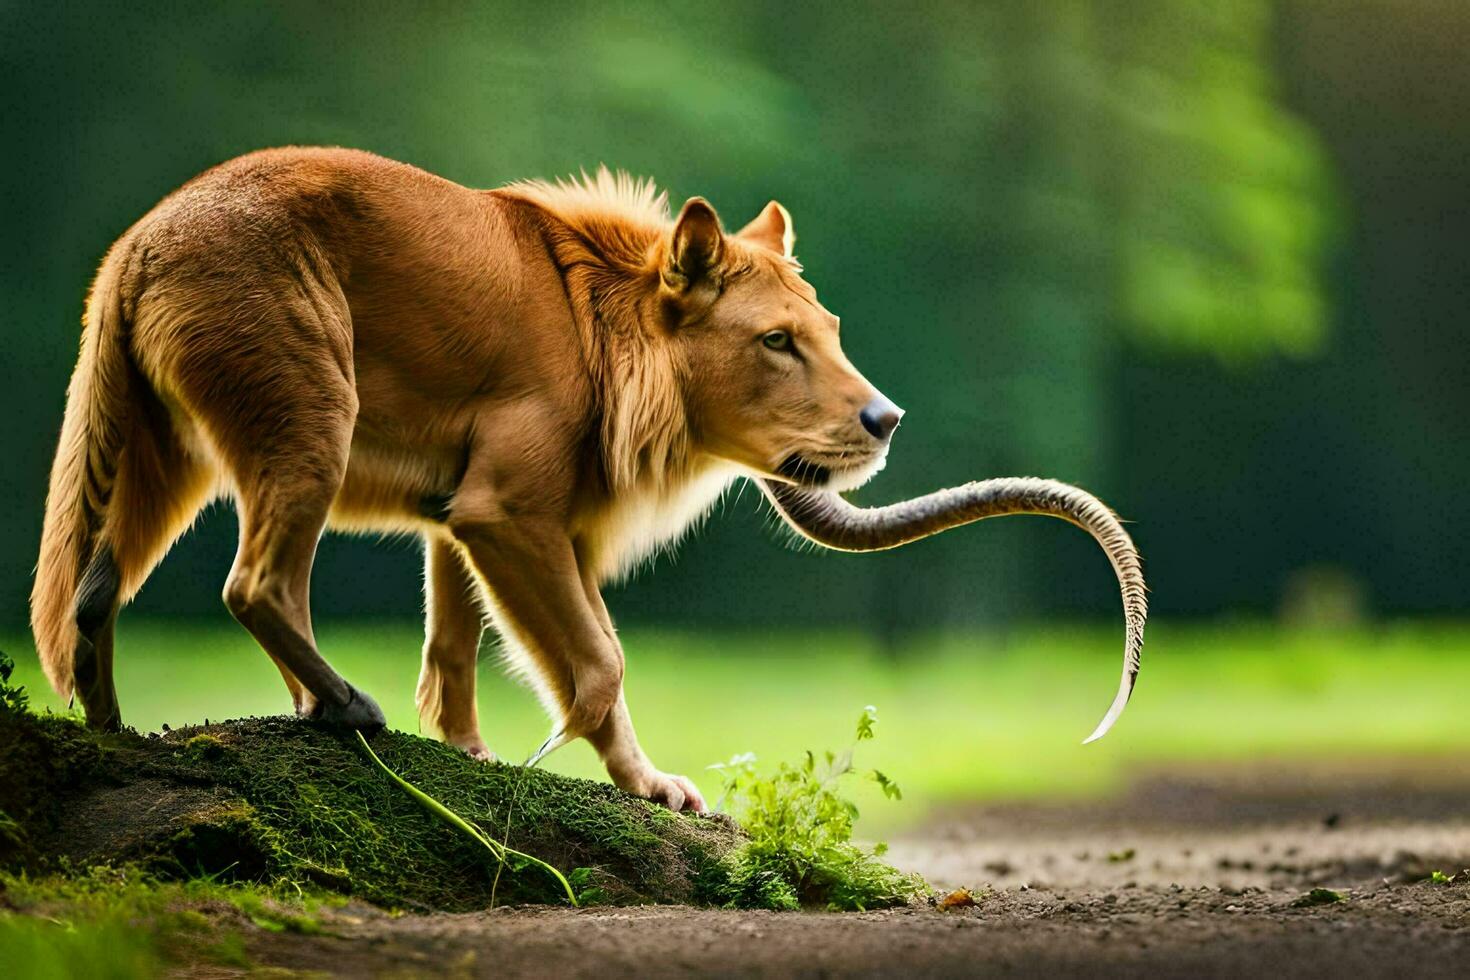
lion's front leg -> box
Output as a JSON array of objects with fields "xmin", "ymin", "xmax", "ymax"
[
  {"xmin": 586, "ymin": 691, "xmax": 707, "ymax": 812},
  {"xmin": 448, "ymin": 498, "xmax": 704, "ymax": 812},
  {"xmin": 574, "ymin": 562, "xmax": 706, "ymax": 812}
]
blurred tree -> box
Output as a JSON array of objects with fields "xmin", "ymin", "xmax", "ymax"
[
  {"xmin": 1099, "ymin": 2, "xmax": 1335, "ymax": 359},
  {"xmin": 6, "ymin": 0, "xmax": 1460, "ymax": 638}
]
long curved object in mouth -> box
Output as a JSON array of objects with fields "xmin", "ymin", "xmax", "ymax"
[{"xmin": 761, "ymin": 476, "xmax": 1146, "ymax": 744}]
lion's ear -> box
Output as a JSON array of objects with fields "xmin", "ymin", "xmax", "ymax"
[
  {"xmin": 735, "ymin": 200, "xmax": 794, "ymax": 258},
  {"xmin": 662, "ymin": 197, "xmax": 725, "ymax": 293}
]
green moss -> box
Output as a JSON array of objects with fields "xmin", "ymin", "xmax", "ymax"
[
  {"xmin": 0, "ymin": 865, "xmax": 350, "ymax": 979},
  {"xmin": 0, "ymin": 654, "xmax": 919, "ymax": 913},
  {"xmin": 181, "ymin": 733, "xmax": 227, "ymax": 763},
  {"xmin": 0, "ymin": 900, "xmax": 162, "ymax": 980},
  {"xmin": 1, "ymin": 869, "xmax": 216, "ymax": 978},
  {"xmin": 1292, "ymin": 887, "xmax": 1346, "ymax": 907},
  {"xmin": 0, "ymin": 697, "xmax": 743, "ymax": 908},
  {"xmin": 151, "ymin": 801, "xmax": 273, "ymax": 881}
]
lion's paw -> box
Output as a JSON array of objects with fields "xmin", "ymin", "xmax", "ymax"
[
  {"xmin": 446, "ymin": 733, "xmax": 496, "ymax": 763},
  {"xmin": 640, "ymin": 771, "xmax": 707, "ymax": 813}
]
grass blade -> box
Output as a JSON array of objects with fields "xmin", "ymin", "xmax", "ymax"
[{"xmin": 355, "ymin": 731, "xmax": 577, "ymax": 906}]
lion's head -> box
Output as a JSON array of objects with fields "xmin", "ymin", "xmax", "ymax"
[{"xmin": 657, "ymin": 198, "xmax": 902, "ymax": 492}]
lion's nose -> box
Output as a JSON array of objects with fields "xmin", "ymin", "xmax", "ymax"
[{"xmin": 859, "ymin": 393, "xmax": 903, "ymax": 441}]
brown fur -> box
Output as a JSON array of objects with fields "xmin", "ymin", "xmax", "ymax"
[{"xmin": 31, "ymin": 148, "xmax": 894, "ymax": 808}]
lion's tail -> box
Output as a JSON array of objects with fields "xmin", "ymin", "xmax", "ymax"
[{"xmin": 31, "ymin": 255, "xmax": 142, "ymax": 697}]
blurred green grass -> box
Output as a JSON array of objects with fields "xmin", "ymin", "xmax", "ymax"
[{"xmin": 5, "ymin": 620, "xmax": 1468, "ymax": 829}]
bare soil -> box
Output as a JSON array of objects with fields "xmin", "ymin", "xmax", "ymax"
[{"xmin": 192, "ymin": 759, "xmax": 1470, "ymax": 978}]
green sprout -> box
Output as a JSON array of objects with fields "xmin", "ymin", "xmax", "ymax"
[{"xmin": 354, "ymin": 731, "xmax": 577, "ymax": 906}]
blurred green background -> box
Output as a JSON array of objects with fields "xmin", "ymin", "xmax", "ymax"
[{"xmin": 2, "ymin": 1, "xmax": 1466, "ymax": 813}]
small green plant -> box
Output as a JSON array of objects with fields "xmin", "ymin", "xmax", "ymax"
[
  {"xmin": 0, "ymin": 651, "xmax": 29, "ymax": 715},
  {"xmin": 0, "ymin": 811, "xmax": 24, "ymax": 851},
  {"xmin": 1291, "ymin": 887, "xmax": 1345, "ymax": 907},
  {"xmin": 707, "ymin": 706, "xmax": 924, "ymax": 911},
  {"xmin": 1428, "ymin": 870, "xmax": 1457, "ymax": 885}
]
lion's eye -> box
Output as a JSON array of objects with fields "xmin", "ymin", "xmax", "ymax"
[{"xmin": 761, "ymin": 330, "xmax": 793, "ymax": 352}]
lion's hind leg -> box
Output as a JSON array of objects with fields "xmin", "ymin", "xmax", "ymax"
[
  {"xmin": 217, "ymin": 396, "xmax": 383, "ymax": 730},
  {"xmin": 416, "ymin": 535, "xmax": 493, "ymax": 759},
  {"xmin": 171, "ymin": 281, "xmax": 381, "ymax": 731}
]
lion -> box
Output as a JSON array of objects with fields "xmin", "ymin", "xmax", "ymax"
[{"xmin": 32, "ymin": 148, "xmax": 1146, "ymax": 810}]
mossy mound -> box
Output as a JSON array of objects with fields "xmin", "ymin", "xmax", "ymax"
[{"xmin": 0, "ymin": 706, "xmax": 743, "ymax": 909}]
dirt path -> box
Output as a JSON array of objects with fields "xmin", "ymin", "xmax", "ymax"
[
  {"xmin": 888, "ymin": 758, "xmax": 1470, "ymax": 892},
  {"xmin": 207, "ymin": 761, "xmax": 1470, "ymax": 978}
]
